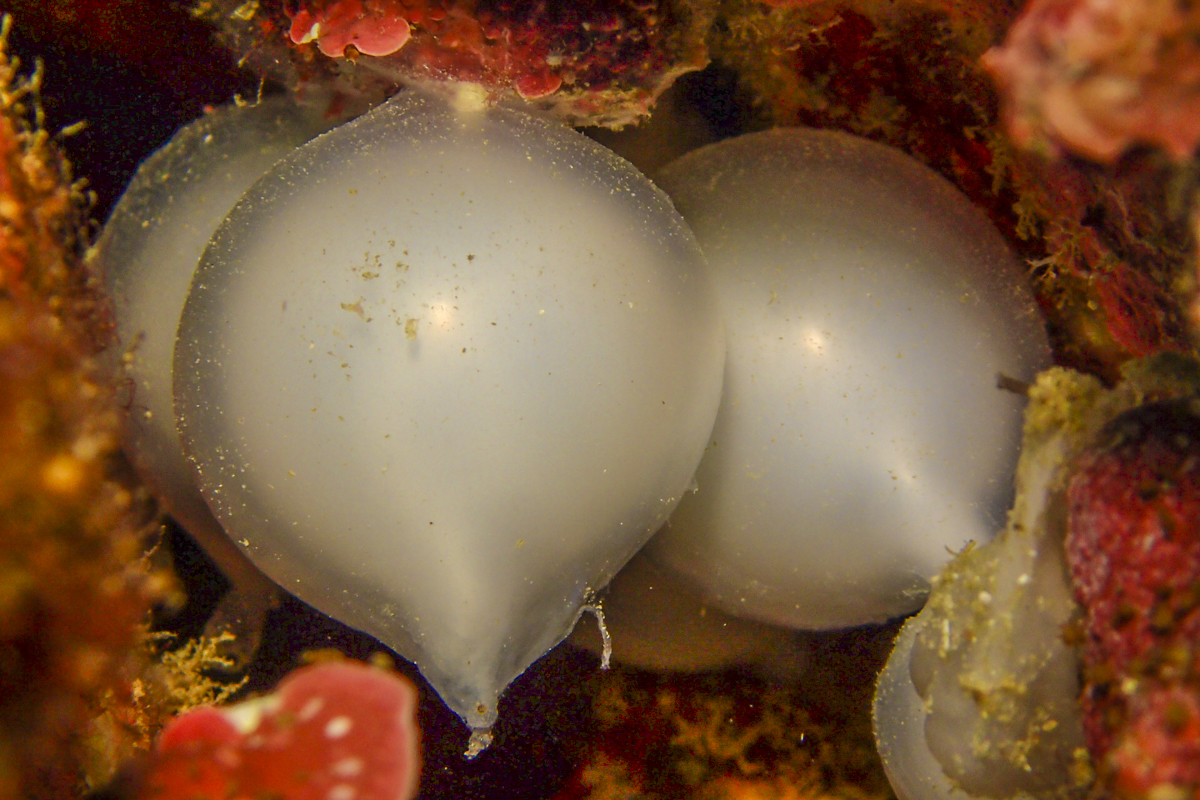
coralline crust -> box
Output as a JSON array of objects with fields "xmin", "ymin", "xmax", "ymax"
[{"xmin": 195, "ymin": 0, "xmax": 718, "ymax": 128}]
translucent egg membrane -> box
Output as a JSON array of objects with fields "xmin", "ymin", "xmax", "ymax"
[
  {"xmin": 98, "ymin": 97, "xmax": 333, "ymax": 566},
  {"xmin": 172, "ymin": 92, "xmax": 725, "ymax": 741},
  {"xmin": 645, "ymin": 129, "xmax": 1052, "ymax": 630}
]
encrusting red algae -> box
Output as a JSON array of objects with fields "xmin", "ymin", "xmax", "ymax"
[
  {"xmin": 200, "ymin": 0, "xmax": 715, "ymax": 126},
  {"xmin": 1067, "ymin": 397, "xmax": 1200, "ymax": 797}
]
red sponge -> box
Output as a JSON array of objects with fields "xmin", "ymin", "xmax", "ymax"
[{"xmin": 144, "ymin": 661, "xmax": 420, "ymax": 800}]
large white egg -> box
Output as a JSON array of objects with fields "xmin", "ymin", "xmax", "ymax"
[
  {"xmin": 646, "ymin": 128, "xmax": 1051, "ymax": 630},
  {"xmin": 173, "ymin": 91, "xmax": 725, "ymax": 745}
]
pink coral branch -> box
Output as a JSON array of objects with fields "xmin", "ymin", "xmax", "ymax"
[{"xmin": 985, "ymin": 0, "xmax": 1200, "ymax": 162}]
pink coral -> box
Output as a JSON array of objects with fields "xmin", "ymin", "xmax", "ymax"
[
  {"xmin": 279, "ymin": 0, "xmax": 621, "ymax": 100},
  {"xmin": 138, "ymin": 661, "xmax": 421, "ymax": 800},
  {"xmin": 289, "ymin": 0, "xmax": 412, "ymax": 58},
  {"xmin": 984, "ymin": 0, "xmax": 1200, "ymax": 162}
]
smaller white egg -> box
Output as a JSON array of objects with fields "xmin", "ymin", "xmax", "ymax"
[
  {"xmin": 95, "ymin": 98, "xmax": 333, "ymax": 641},
  {"xmin": 646, "ymin": 128, "xmax": 1052, "ymax": 630},
  {"xmin": 97, "ymin": 97, "xmax": 331, "ymax": 535}
]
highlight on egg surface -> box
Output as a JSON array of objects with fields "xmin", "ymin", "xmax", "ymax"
[
  {"xmin": 170, "ymin": 90, "xmax": 725, "ymax": 750},
  {"xmin": 645, "ymin": 127, "xmax": 1052, "ymax": 631}
]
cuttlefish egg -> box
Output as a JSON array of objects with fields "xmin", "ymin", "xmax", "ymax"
[
  {"xmin": 98, "ymin": 97, "xmax": 331, "ymax": 539},
  {"xmin": 173, "ymin": 90, "xmax": 725, "ymax": 748},
  {"xmin": 645, "ymin": 128, "xmax": 1051, "ymax": 630},
  {"xmin": 95, "ymin": 98, "xmax": 334, "ymax": 642}
]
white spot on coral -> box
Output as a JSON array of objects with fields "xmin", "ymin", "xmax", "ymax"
[
  {"xmin": 296, "ymin": 21, "xmax": 322, "ymax": 44},
  {"xmin": 327, "ymin": 784, "xmax": 356, "ymax": 800},
  {"xmin": 298, "ymin": 696, "xmax": 325, "ymax": 721},
  {"xmin": 325, "ymin": 715, "xmax": 353, "ymax": 739},
  {"xmin": 332, "ymin": 757, "xmax": 364, "ymax": 778},
  {"xmin": 222, "ymin": 694, "xmax": 281, "ymax": 735}
]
